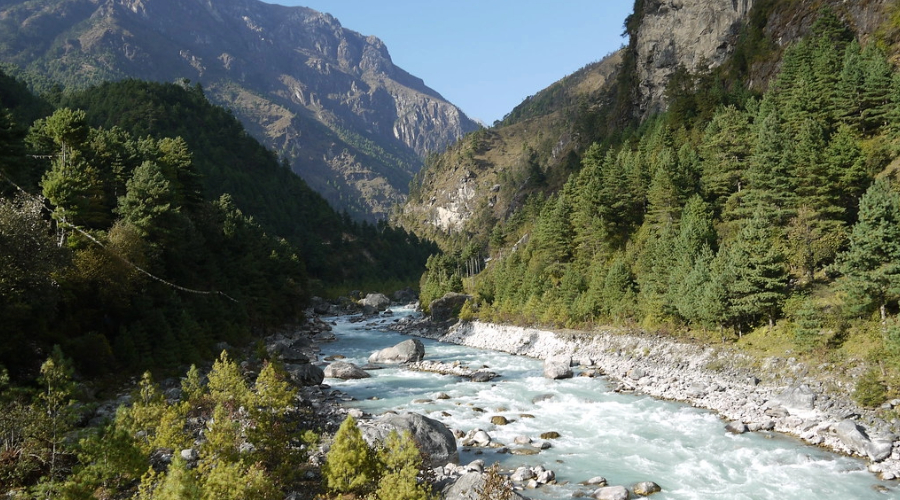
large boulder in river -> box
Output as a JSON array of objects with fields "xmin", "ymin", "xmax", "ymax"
[
  {"xmin": 359, "ymin": 293, "xmax": 391, "ymax": 311},
  {"xmin": 593, "ymin": 485, "xmax": 630, "ymax": 500},
  {"xmin": 359, "ymin": 412, "xmax": 458, "ymax": 467},
  {"xmin": 283, "ymin": 363, "xmax": 324, "ymax": 386},
  {"xmin": 429, "ymin": 293, "xmax": 471, "ymax": 322},
  {"xmin": 324, "ymin": 361, "xmax": 370, "ymax": 379},
  {"xmin": 543, "ymin": 355, "xmax": 573, "ymax": 379},
  {"xmin": 368, "ymin": 339, "xmax": 425, "ymax": 364}
]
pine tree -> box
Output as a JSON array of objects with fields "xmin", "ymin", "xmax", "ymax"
[
  {"xmin": 322, "ymin": 415, "xmax": 378, "ymax": 495},
  {"xmin": 735, "ymin": 102, "xmax": 795, "ymax": 223},
  {"xmin": 838, "ymin": 179, "xmax": 900, "ymax": 321},
  {"xmin": 117, "ymin": 160, "xmax": 180, "ymax": 242},
  {"xmin": 726, "ymin": 211, "xmax": 789, "ymax": 332},
  {"xmin": 700, "ymin": 105, "xmax": 752, "ymax": 213},
  {"xmin": 375, "ymin": 430, "xmax": 432, "ymax": 500}
]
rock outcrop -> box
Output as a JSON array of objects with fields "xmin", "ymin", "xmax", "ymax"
[
  {"xmin": 429, "ymin": 293, "xmax": 472, "ymax": 322},
  {"xmin": 633, "ymin": 0, "xmax": 752, "ymax": 117}
]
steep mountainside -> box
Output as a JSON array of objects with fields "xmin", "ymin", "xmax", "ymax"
[
  {"xmin": 400, "ymin": 0, "xmax": 897, "ymax": 248},
  {"xmin": 397, "ymin": 52, "xmax": 623, "ymax": 247},
  {"xmin": 0, "ymin": 0, "xmax": 479, "ymax": 220}
]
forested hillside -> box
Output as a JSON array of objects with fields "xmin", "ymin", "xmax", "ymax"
[
  {"xmin": 419, "ymin": 8, "xmax": 900, "ymax": 405},
  {"xmin": 0, "ymin": 73, "xmax": 434, "ymax": 381}
]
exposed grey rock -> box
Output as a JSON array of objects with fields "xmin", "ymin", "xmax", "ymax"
[
  {"xmin": 393, "ymin": 287, "xmax": 418, "ymax": 304},
  {"xmin": 544, "ymin": 355, "xmax": 574, "ymax": 379},
  {"xmin": 867, "ymin": 440, "xmax": 894, "ymax": 462},
  {"xmin": 725, "ymin": 421, "xmax": 748, "ymax": 434},
  {"xmin": 368, "ymin": 338, "xmax": 425, "ymax": 364},
  {"xmin": 633, "ymin": 0, "xmax": 752, "ymax": 117},
  {"xmin": 470, "ymin": 370, "xmax": 498, "ymax": 382},
  {"xmin": 511, "ymin": 466, "xmax": 535, "ymax": 482},
  {"xmin": 582, "ymin": 476, "xmax": 608, "ymax": 486},
  {"xmin": 460, "ymin": 429, "xmax": 492, "ymax": 447},
  {"xmin": 359, "ymin": 293, "xmax": 391, "ymax": 311},
  {"xmin": 359, "ymin": 412, "xmax": 458, "ymax": 467},
  {"xmin": 430, "ymin": 293, "xmax": 472, "ymax": 322},
  {"xmin": 180, "ymin": 448, "xmax": 199, "ymax": 462},
  {"xmin": 283, "ymin": 363, "xmax": 324, "ymax": 386},
  {"xmin": 835, "ymin": 419, "xmax": 871, "ymax": 456},
  {"xmin": 775, "ymin": 384, "xmax": 817, "ymax": 411},
  {"xmin": 323, "ymin": 361, "xmax": 370, "ymax": 379},
  {"xmin": 593, "ymin": 485, "xmax": 630, "ymax": 500},
  {"xmin": 632, "ymin": 481, "xmax": 662, "ymax": 496}
]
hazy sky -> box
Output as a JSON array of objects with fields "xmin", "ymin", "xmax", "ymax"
[{"xmin": 271, "ymin": 1, "xmax": 634, "ymax": 125}]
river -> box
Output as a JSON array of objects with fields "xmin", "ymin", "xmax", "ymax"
[{"xmin": 318, "ymin": 307, "xmax": 893, "ymax": 499}]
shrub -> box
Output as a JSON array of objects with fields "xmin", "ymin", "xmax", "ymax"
[
  {"xmin": 853, "ymin": 367, "xmax": 888, "ymax": 408},
  {"xmin": 322, "ymin": 415, "xmax": 378, "ymax": 495}
]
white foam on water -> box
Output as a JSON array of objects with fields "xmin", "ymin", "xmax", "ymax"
[{"xmin": 320, "ymin": 312, "xmax": 894, "ymax": 499}]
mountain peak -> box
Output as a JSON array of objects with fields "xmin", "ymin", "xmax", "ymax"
[{"xmin": 0, "ymin": 0, "xmax": 479, "ymax": 220}]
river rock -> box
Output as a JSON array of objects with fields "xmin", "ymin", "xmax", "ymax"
[
  {"xmin": 359, "ymin": 292, "xmax": 391, "ymax": 311},
  {"xmin": 582, "ymin": 476, "xmax": 608, "ymax": 486},
  {"xmin": 460, "ymin": 429, "xmax": 492, "ymax": 447},
  {"xmin": 441, "ymin": 472, "xmax": 484, "ymax": 500},
  {"xmin": 632, "ymin": 481, "xmax": 661, "ymax": 496},
  {"xmin": 774, "ymin": 384, "xmax": 817, "ymax": 411},
  {"xmin": 430, "ymin": 292, "xmax": 472, "ymax": 322},
  {"xmin": 511, "ymin": 466, "xmax": 535, "ymax": 482},
  {"xmin": 393, "ymin": 287, "xmax": 417, "ymax": 304},
  {"xmin": 368, "ymin": 338, "xmax": 425, "ymax": 364},
  {"xmin": 593, "ymin": 485, "xmax": 630, "ymax": 500},
  {"xmin": 532, "ymin": 393, "xmax": 555, "ymax": 404},
  {"xmin": 725, "ymin": 421, "xmax": 748, "ymax": 434},
  {"xmin": 323, "ymin": 361, "xmax": 370, "ymax": 379},
  {"xmin": 540, "ymin": 431, "xmax": 561, "ymax": 439},
  {"xmin": 283, "ymin": 363, "xmax": 324, "ymax": 386},
  {"xmin": 441, "ymin": 472, "xmax": 526, "ymax": 500},
  {"xmin": 491, "ymin": 416, "xmax": 509, "ymax": 425},
  {"xmin": 470, "ymin": 370, "xmax": 498, "ymax": 382},
  {"xmin": 544, "ymin": 355, "xmax": 574, "ymax": 379},
  {"xmin": 835, "ymin": 419, "xmax": 871, "ymax": 456},
  {"xmin": 266, "ymin": 340, "xmax": 310, "ymax": 364},
  {"xmin": 867, "ymin": 439, "xmax": 894, "ymax": 462},
  {"xmin": 360, "ymin": 412, "xmax": 458, "ymax": 467}
]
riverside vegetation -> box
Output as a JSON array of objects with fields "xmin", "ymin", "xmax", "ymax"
[
  {"xmin": 0, "ymin": 69, "xmax": 437, "ymax": 497},
  {"xmin": 418, "ymin": 8, "xmax": 900, "ymax": 411}
]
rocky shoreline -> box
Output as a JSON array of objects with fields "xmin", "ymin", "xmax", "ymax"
[{"xmin": 390, "ymin": 316, "xmax": 900, "ymax": 482}]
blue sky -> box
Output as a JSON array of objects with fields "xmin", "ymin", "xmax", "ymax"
[{"xmin": 271, "ymin": 1, "xmax": 634, "ymax": 125}]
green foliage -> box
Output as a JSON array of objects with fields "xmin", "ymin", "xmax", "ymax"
[
  {"xmin": 837, "ymin": 179, "xmax": 900, "ymax": 320},
  {"xmin": 853, "ymin": 367, "xmax": 888, "ymax": 408},
  {"xmin": 375, "ymin": 430, "xmax": 432, "ymax": 500},
  {"xmin": 322, "ymin": 415, "xmax": 379, "ymax": 495}
]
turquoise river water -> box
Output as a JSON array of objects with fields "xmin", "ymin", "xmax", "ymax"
[{"xmin": 319, "ymin": 307, "xmax": 895, "ymax": 499}]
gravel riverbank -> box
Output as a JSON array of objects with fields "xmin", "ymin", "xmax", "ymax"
[{"xmin": 392, "ymin": 317, "xmax": 900, "ymax": 482}]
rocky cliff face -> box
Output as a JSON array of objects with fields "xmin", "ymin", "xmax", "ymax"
[
  {"xmin": 0, "ymin": 0, "xmax": 479, "ymax": 220},
  {"xmin": 633, "ymin": 0, "xmax": 893, "ymax": 116},
  {"xmin": 634, "ymin": 0, "xmax": 753, "ymax": 117}
]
